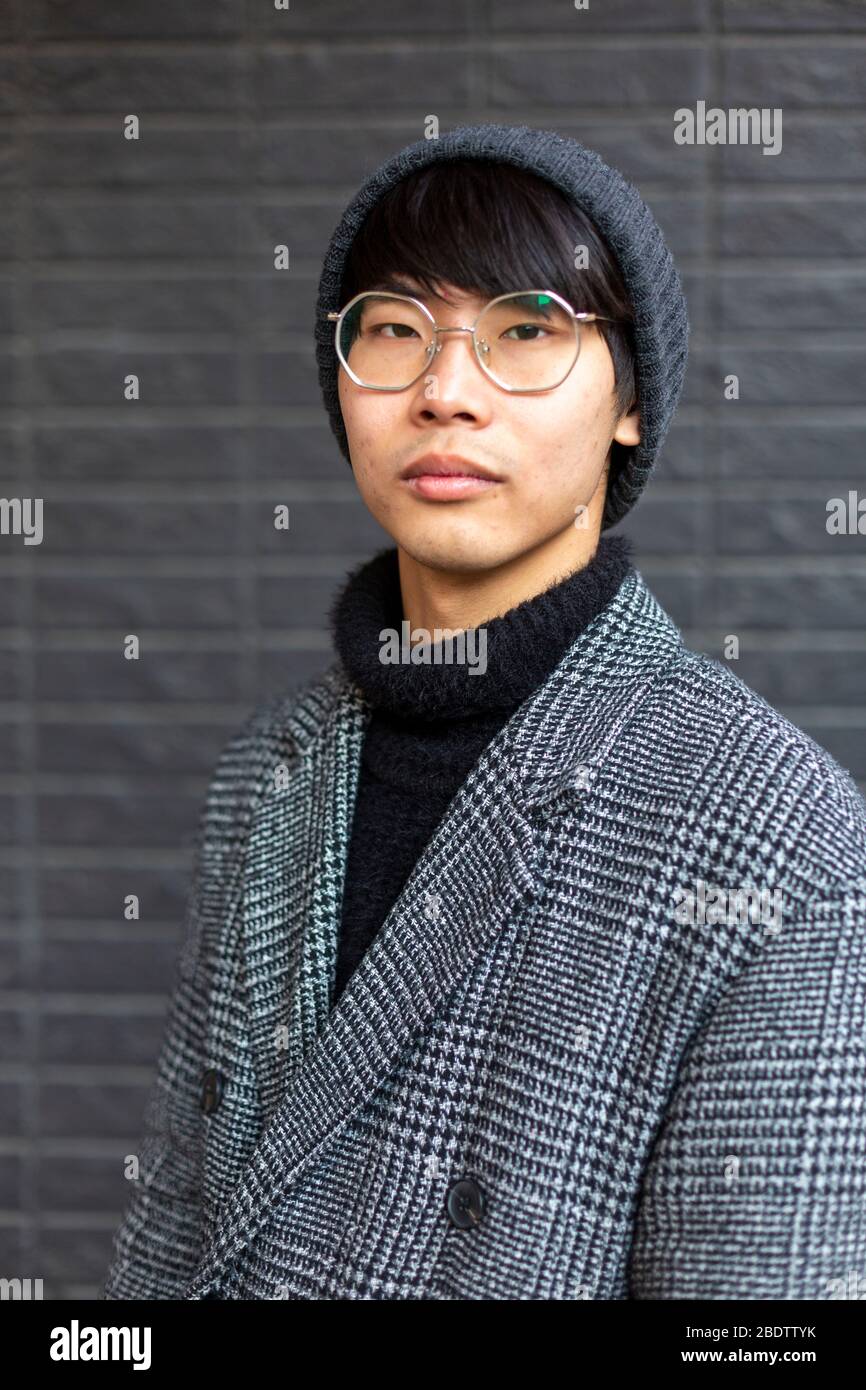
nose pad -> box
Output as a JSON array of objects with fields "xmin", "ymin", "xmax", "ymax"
[{"xmin": 432, "ymin": 333, "xmax": 489, "ymax": 363}]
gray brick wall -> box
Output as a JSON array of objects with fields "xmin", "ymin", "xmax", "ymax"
[{"xmin": 1, "ymin": 0, "xmax": 864, "ymax": 1299}]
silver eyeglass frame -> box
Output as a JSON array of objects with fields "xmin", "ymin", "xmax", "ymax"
[{"xmin": 326, "ymin": 288, "xmax": 622, "ymax": 394}]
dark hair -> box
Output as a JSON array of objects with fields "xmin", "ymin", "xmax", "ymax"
[{"xmin": 340, "ymin": 159, "xmax": 638, "ymax": 482}]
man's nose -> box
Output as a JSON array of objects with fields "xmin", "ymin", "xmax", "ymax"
[{"xmin": 413, "ymin": 330, "xmax": 491, "ymax": 419}]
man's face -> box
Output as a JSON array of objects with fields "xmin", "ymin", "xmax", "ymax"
[{"xmin": 337, "ymin": 277, "xmax": 640, "ymax": 574}]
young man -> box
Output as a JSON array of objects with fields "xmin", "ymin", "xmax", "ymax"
[{"xmin": 103, "ymin": 124, "xmax": 866, "ymax": 1301}]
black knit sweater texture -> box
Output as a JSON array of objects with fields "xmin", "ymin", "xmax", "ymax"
[{"xmin": 327, "ymin": 534, "xmax": 634, "ymax": 1003}]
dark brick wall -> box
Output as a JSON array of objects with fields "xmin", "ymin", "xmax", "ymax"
[{"xmin": 1, "ymin": 0, "xmax": 864, "ymax": 1298}]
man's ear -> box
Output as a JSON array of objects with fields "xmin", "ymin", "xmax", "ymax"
[{"xmin": 613, "ymin": 407, "xmax": 640, "ymax": 448}]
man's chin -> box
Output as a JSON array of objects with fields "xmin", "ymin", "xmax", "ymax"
[{"xmin": 389, "ymin": 525, "xmax": 525, "ymax": 579}]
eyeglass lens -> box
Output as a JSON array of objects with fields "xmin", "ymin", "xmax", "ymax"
[{"xmin": 338, "ymin": 292, "xmax": 580, "ymax": 390}]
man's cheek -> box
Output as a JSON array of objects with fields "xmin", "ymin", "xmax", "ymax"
[
  {"xmin": 350, "ymin": 408, "xmax": 392, "ymax": 459},
  {"xmin": 343, "ymin": 421, "xmax": 375, "ymax": 470},
  {"xmin": 514, "ymin": 476, "xmax": 556, "ymax": 519}
]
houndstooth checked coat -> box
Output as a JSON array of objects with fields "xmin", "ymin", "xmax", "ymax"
[{"xmin": 101, "ymin": 567, "xmax": 866, "ymax": 1300}]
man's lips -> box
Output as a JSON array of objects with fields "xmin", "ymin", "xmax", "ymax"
[
  {"xmin": 399, "ymin": 453, "xmax": 503, "ymax": 499},
  {"xmin": 404, "ymin": 474, "xmax": 500, "ymax": 499}
]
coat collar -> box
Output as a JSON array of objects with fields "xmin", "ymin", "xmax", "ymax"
[{"xmin": 184, "ymin": 567, "xmax": 685, "ymax": 1297}]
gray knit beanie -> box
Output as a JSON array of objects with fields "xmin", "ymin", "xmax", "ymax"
[{"xmin": 314, "ymin": 123, "xmax": 689, "ymax": 531}]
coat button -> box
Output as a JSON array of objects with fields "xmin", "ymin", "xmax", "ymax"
[
  {"xmin": 200, "ymin": 1067, "xmax": 224, "ymax": 1115},
  {"xmin": 446, "ymin": 1177, "xmax": 485, "ymax": 1229}
]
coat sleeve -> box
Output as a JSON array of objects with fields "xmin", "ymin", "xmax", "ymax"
[
  {"xmin": 100, "ymin": 715, "xmax": 266, "ymax": 1300},
  {"xmin": 627, "ymin": 882, "xmax": 866, "ymax": 1300}
]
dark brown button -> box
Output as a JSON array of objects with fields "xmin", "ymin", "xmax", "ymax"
[
  {"xmin": 200, "ymin": 1067, "xmax": 224, "ymax": 1115},
  {"xmin": 446, "ymin": 1176, "xmax": 485, "ymax": 1229}
]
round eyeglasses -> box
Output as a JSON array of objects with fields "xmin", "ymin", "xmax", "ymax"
[{"xmin": 326, "ymin": 289, "xmax": 623, "ymax": 394}]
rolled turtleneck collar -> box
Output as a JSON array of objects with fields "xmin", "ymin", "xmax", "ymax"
[{"xmin": 329, "ymin": 534, "xmax": 634, "ymax": 723}]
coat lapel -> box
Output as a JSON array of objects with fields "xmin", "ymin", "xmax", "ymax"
[
  {"xmin": 184, "ymin": 568, "xmax": 684, "ymax": 1298},
  {"xmin": 239, "ymin": 667, "xmax": 367, "ymax": 1124}
]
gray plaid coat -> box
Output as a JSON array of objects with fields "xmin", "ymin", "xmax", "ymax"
[{"xmin": 102, "ymin": 568, "xmax": 866, "ymax": 1300}]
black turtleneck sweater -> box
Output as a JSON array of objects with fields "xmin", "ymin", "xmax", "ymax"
[{"xmin": 327, "ymin": 535, "xmax": 634, "ymax": 1004}]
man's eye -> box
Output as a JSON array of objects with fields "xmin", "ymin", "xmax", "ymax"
[
  {"xmin": 372, "ymin": 322, "xmax": 419, "ymax": 339},
  {"xmin": 502, "ymin": 323, "xmax": 549, "ymax": 341}
]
